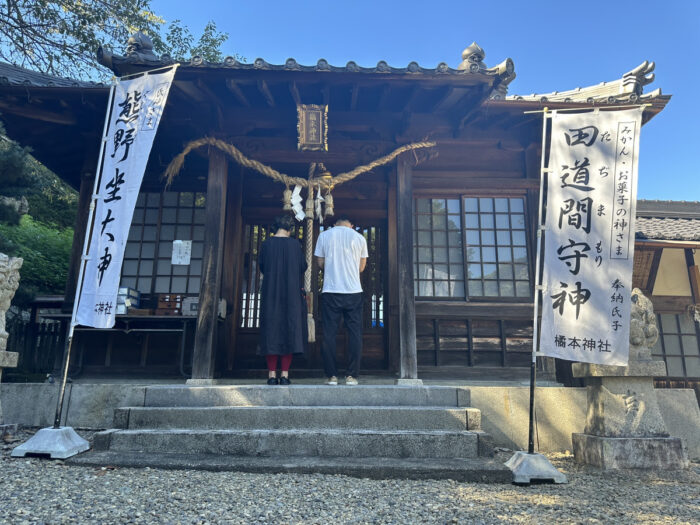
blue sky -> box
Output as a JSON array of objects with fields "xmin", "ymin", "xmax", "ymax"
[{"xmin": 151, "ymin": 0, "xmax": 700, "ymax": 201}]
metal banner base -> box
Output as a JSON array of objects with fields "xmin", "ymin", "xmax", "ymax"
[
  {"xmin": 505, "ymin": 451, "xmax": 568, "ymax": 485},
  {"xmin": 11, "ymin": 427, "xmax": 90, "ymax": 459}
]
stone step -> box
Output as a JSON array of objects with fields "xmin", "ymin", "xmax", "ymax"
[
  {"xmin": 141, "ymin": 385, "xmax": 461, "ymax": 408},
  {"xmin": 94, "ymin": 428, "xmax": 488, "ymax": 459},
  {"xmin": 67, "ymin": 450, "xmax": 512, "ymax": 483},
  {"xmin": 114, "ymin": 406, "xmax": 481, "ymax": 432}
]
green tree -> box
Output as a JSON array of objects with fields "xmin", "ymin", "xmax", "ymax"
[
  {"xmin": 0, "ymin": 1, "xmax": 237, "ymax": 80},
  {"xmin": 162, "ymin": 19, "xmax": 238, "ymax": 63},
  {"xmin": 0, "ymin": 215, "xmax": 74, "ymax": 306},
  {"xmin": 0, "ymin": 124, "xmax": 77, "ymax": 228},
  {"xmin": 0, "ymin": 125, "xmax": 77, "ymax": 304},
  {"xmin": 1, "ymin": 0, "xmax": 165, "ymax": 79}
]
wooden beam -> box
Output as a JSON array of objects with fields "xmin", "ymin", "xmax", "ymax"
[
  {"xmin": 636, "ymin": 240, "xmax": 700, "ymax": 249},
  {"xmin": 258, "ymin": 80, "xmax": 275, "ymax": 107},
  {"xmin": 289, "ymin": 82, "xmax": 301, "ymax": 105},
  {"xmin": 413, "ymin": 177, "xmax": 538, "ymax": 193},
  {"xmin": 350, "ymin": 84, "xmax": 359, "ymax": 111},
  {"xmin": 415, "ymin": 301, "xmax": 534, "ymax": 319},
  {"xmin": 646, "ymin": 248, "xmax": 663, "ymax": 294},
  {"xmin": 191, "ymin": 149, "xmax": 228, "ymax": 380},
  {"xmin": 376, "ymin": 84, "xmax": 391, "ymax": 110},
  {"xmin": 401, "ymin": 86, "xmax": 421, "ymax": 112},
  {"xmin": 428, "ymin": 86, "xmax": 454, "ymax": 112},
  {"xmin": 0, "ymin": 99, "xmax": 76, "ymax": 125},
  {"xmin": 62, "ymin": 168, "xmax": 95, "ymax": 312},
  {"xmin": 396, "ymin": 154, "xmax": 417, "ymax": 379},
  {"xmin": 685, "ymin": 249, "xmax": 700, "ymax": 304},
  {"xmin": 386, "ymin": 167, "xmax": 400, "ymax": 373},
  {"xmin": 171, "ymin": 80, "xmax": 207, "ymax": 102},
  {"xmin": 225, "ymin": 79, "xmax": 251, "ymax": 107},
  {"xmin": 651, "ymin": 295, "xmax": 694, "ymax": 312},
  {"xmin": 224, "ymin": 166, "xmax": 244, "ymax": 371}
]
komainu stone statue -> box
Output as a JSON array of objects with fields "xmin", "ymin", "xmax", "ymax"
[
  {"xmin": 629, "ymin": 289, "xmax": 659, "ymax": 361},
  {"xmin": 572, "ymin": 288, "xmax": 689, "ymax": 469},
  {"xmin": 0, "ymin": 253, "xmax": 22, "ymax": 427},
  {"xmin": 0, "ymin": 253, "xmax": 23, "ymax": 354}
]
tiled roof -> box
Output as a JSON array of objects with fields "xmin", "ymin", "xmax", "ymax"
[
  {"xmin": 0, "ymin": 62, "xmax": 104, "ymax": 88},
  {"xmin": 99, "ymin": 39, "xmax": 514, "ymax": 80},
  {"xmin": 635, "ymin": 200, "xmax": 700, "ymax": 241},
  {"xmin": 508, "ymin": 61, "xmax": 661, "ymax": 105}
]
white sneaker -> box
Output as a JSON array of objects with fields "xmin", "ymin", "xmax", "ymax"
[
  {"xmin": 326, "ymin": 376, "xmax": 338, "ymax": 385},
  {"xmin": 345, "ymin": 376, "xmax": 358, "ymax": 386}
]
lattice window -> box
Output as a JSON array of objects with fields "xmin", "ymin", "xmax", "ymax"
[
  {"xmin": 653, "ymin": 313, "xmax": 700, "ymax": 378},
  {"xmin": 413, "ymin": 198, "xmax": 465, "ymax": 298},
  {"xmin": 464, "ymin": 197, "xmax": 530, "ymax": 298},
  {"xmin": 120, "ymin": 191, "xmax": 206, "ymax": 295},
  {"xmin": 413, "ymin": 196, "xmax": 531, "ymax": 299}
]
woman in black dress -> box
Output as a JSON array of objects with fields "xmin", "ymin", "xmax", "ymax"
[{"xmin": 258, "ymin": 214, "xmax": 308, "ymax": 385}]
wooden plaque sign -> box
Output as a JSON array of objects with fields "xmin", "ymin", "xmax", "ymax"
[{"xmin": 297, "ymin": 104, "xmax": 328, "ymax": 151}]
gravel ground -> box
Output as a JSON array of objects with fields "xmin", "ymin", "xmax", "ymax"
[{"xmin": 2, "ymin": 429, "xmax": 699, "ymax": 524}]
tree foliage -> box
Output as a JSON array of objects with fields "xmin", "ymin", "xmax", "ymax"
[
  {"xmin": 0, "ymin": 125, "xmax": 77, "ymax": 229},
  {"xmin": 0, "ymin": 1, "xmax": 236, "ymax": 79},
  {"xmin": 0, "ymin": 126, "xmax": 77, "ymax": 304},
  {"xmin": 0, "ymin": 215, "xmax": 74, "ymax": 306},
  {"xmin": 163, "ymin": 19, "xmax": 236, "ymax": 63}
]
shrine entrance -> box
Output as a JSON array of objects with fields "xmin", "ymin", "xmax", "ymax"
[{"xmin": 229, "ymin": 217, "xmax": 387, "ymax": 374}]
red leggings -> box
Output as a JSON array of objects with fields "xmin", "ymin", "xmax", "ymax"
[{"xmin": 266, "ymin": 354, "xmax": 293, "ymax": 372}]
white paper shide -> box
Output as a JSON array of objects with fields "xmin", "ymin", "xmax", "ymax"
[
  {"xmin": 76, "ymin": 67, "xmax": 177, "ymax": 328},
  {"xmin": 540, "ymin": 108, "xmax": 643, "ymax": 366}
]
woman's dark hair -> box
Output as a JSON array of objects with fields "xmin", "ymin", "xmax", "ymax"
[{"xmin": 272, "ymin": 214, "xmax": 295, "ymax": 234}]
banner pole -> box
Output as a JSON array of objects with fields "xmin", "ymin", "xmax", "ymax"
[
  {"xmin": 528, "ymin": 107, "xmax": 551, "ymax": 454},
  {"xmin": 52, "ymin": 81, "xmax": 117, "ymax": 429}
]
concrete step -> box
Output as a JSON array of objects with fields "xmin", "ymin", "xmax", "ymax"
[
  {"xmin": 94, "ymin": 428, "xmax": 488, "ymax": 459},
  {"xmin": 114, "ymin": 406, "xmax": 481, "ymax": 431},
  {"xmin": 67, "ymin": 450, "xmax": 512, "ymax": 482},
  {"xmin": 141, "ymin": 385, "xmax": 461, "ymax": 408}
]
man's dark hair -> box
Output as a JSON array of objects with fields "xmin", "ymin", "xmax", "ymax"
[
  {"xmin": 334, "ymin": 215, "xmax": 353, "ymax": 225},
  {"xmin": 272, "ymin": 214, "xmax": 295, "ymax": 234}
]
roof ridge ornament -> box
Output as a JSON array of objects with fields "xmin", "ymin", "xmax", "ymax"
[
  {"xmin": 621, "ymin": 61, "xmax": 655, "ymax": 96},
  {"xmin": 458, "ymin": 42, "xmax": 486, "ymax": 72}
]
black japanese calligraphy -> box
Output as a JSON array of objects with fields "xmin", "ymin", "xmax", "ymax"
[
  {"xmin": 564, "ymin": 126, "xmax": 599, "ymax": 147},
  {"xmin": 97, "ymin": 247, "xmax": 112, "ymax": 286},
  {"xmin": 551, "ymin": 281, "xmax": 592, "ymax": 320},
  {"xmin": 560, "ymin": 157, "xmax": 594, "ymax": 192},
  {"xmin": 558, "ymin": 197, "xmax": 593, "ymax": 234},
  {"xmin": 104, "ymin": 169, "xmax": 125, "ymax": 204},
  {"xmin": 556, "ymin": 239, "xmax": 590, "ymax": 275},
  {"xmin": 116, "ymin": 90, "xmax": 142, "ymax": 125}
]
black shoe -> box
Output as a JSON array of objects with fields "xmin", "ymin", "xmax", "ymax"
[
  {"xmin": 267, "ymin": 377, "xmax": 279, "ymax": 385},
  {"xmin": 279, "ymin": 377, "xmax": 291, "ymax": 385}
]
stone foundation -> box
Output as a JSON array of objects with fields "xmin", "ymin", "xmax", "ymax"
[{"xmin": 572, "ymin": 433, "xmax": 688, "ymax": 469}]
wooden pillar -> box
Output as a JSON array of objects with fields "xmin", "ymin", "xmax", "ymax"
[
  {"xmin": 223, "ymin": 166, "xmax": 244, "ymax": 371},
  {"xmin": 62, "ymin": 170, "xmax": 95, "ymax": 312},
  {"xmin": 191, "ymin": 149, "xmax": 228, "ymax": 380},
  {"xmin": 396, "ymin": 155, "xmax": 418, "ymax": 379},
  {"xmin": 386, "ymin": 166, "xmax": 400, "ymax": 373},
  {"xmin": 685, "ymin": 249, "xmax": 700, "ymax": 304}
]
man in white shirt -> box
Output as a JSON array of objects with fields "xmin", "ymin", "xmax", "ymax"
[{"xmin": 314, "ymin": 216, "xmax": 368, "ymax": 385}]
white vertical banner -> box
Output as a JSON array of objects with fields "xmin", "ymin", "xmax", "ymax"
[
  {"xmin": 76, "ymin": 66, "xmax": 178, "ymax": 328},
  {"xmin": 540, "ymin": 108, "xmax": 643, "ymax": 366}
]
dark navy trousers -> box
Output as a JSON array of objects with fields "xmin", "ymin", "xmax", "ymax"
[{"xmin": 320, "ymin": 292, "xmax": 363, "ymax": 378}]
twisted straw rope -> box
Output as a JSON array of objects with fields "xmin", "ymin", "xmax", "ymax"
[{"xmin": 163, "ymin": 137, "xmax": 436, "ymax": 189}]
